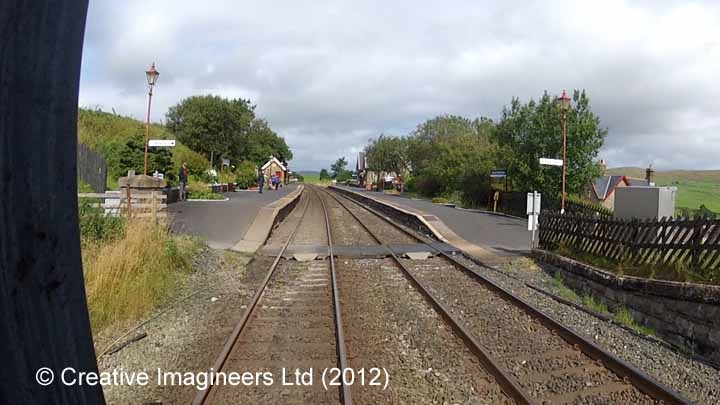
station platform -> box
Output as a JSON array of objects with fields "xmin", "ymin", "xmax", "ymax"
[
  {"xmin": 335, "ymin": 186, "xmax": 530, "ymax": 259},
  {"xmin": 169, "ymin": 184, "xmax": 300, "ymax": 250}
]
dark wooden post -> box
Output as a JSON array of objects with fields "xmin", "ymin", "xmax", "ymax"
[{"xmin": 0, "ymin": 2, "xmax": 105, "ymax": 404}]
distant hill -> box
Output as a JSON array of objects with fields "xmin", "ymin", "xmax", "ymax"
[
  {"xmin": 606, "ymin": 167, "xmax": 720, "ymax": 183},
  {"xmin": 606, "ymin": 167, "xmax": 720, "ymax": 212}
]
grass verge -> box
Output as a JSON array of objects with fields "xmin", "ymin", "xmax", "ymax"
[{"xmin": 82, "ymin": 219, "xmax": 202, "ymax": 333}]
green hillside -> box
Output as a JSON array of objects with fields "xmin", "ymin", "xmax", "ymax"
[
  {"xmin": 78, "ymin": 108, "xmax": 207, "ymax": 189},
  {"xmin": 606, "ymin": 167, "xmax": 720, "ymax": 212}
]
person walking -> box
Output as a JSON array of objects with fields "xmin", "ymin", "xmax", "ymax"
[
  {"xmin": 178, "ymin": 162, "xmax": 188, "ymax": 201},
  {"xmin": 270, "ymin": 173, "xmax": 277, "ymax": 191},
  {"xmin": 257, "ymin": 170, "xmax": 265, "ymax": 194}
]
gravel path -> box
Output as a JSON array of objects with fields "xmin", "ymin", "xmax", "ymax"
[
  {"xmin": 95, "ymin": 247, "xmax": 265, "ymax": 404},
  {"xmin": 337, "ymin": 258, "xmax": 510, "ymax": 404},
  {"xmin": 455, "ymin": 255, "xmax": 720, "ymax": 405}
]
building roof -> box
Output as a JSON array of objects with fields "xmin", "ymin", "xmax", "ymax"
[
  {"xmin": 261, "ymin": 156, "xmax": 287, "ymax": 171},
  {"xmin": 591, "ymin": 175, "xmax": 629, "ymax": 201}
]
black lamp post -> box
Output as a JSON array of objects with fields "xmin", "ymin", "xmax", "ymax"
[
  {"xmin": 143, "ymin": 62, "xmax": 159, "ymax": 175},
  {"xmin": 557, "ymin": 89, "xmax": 571, "ymax": 214}
]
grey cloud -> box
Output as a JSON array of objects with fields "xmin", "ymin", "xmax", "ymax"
[{"xmin": 79, "ymin": 0, "xmax": 720, "ymax": 170}]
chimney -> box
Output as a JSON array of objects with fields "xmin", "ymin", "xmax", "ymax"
[
  {"xmin": 646, "ymin": 164, "xmax": 655, "ymax": 186},
  {"xmin": 598, "ymin": 159, "xmax": 606, "ymax": 176}
]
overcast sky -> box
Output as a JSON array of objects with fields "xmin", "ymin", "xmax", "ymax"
[{"xmin": 79, "ymin": 0, "xmax": 720, "ymax": 171}]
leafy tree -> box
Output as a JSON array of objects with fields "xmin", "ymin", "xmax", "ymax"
[
  {"xmin": 237, "ymin": 118, "xmax": 293, "ymax": 166},
  {"xmin": 330, "ymin": 157, "xmax": 352, "ymax": 181},
  {"xmin": 235, "ymin": 160, "xmax": 259, "ymax": 189},
  {"xmin": 172, "ymin": 144, "xmax": 209, "ymax": 178},
  {"xmin": 165, "ymin": 95, "xmax": 255, "ymax": 166},
  {"xmin": 493, "ymin": 90, "xmax": 606, "ymax": 199},
  {"xmin": 100, "ymin": 133, "xmax": 173, "ymax": 181},
  {"xmin": 319, "ymin": 169, "xmax": 330, "ymax": 180},
  {"xmin": 365, "ymin": 134, "xmax": 411, "ymax": 176},
  {"xmin": 406, "ymin": 115, "xmax": 496, "ymax": 196}
]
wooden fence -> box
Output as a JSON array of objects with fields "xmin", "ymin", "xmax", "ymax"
[
  {"xmin": 538, "ymin": 213, "xmax": 720, "ymax": 273},
  {"xmin": 78, "ymin": 189, "xmax": 167, "ymax": 220}
]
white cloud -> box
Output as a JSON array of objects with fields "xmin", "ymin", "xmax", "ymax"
[{"xmin": 80, "ymin": 0, "xmax": 720, "ymax": 170}]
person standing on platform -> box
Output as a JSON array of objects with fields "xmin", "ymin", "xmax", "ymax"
[
  {"xmin": 257, "ymin": 170, "xmax": 265, "ymax": 194},
  {"xmin": 178, "ymin": 162, "xmax": 188, "ymax": 201}
]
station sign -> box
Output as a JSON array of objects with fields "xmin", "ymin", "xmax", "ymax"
[
  {"xmin": 490, "ymin": 169, "xmax": 508, "ymax": 178},
  {"xmin": 539, "ymin": 158, "xmax": 563, "ymax": 167},
  {"xmin": 148, "ymin": 139, "xmax": 176, "ymax": 147}
]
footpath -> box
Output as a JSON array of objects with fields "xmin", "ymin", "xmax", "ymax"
[
  {"xmin": 337, "ymin": 186, "xmax": 530, "ymax": 260},
  {"xmin": 169, "ymin": 184, "xmax": 301, "ymax": 250}
]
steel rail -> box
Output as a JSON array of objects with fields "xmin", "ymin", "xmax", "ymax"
[
  {"xmin": 316, "ymin": 188, "xmax": 353, "ymax": 405},
  {"xmin": 315, "ymin": 186, "xmax": 532, "ymax": 404},
  {"xmin": 327, "ymin": 187, "xmax": 693, "ymax": 405},
  {"xmin": 192, "ymin": 192, "xmax": 311, "ymax": 405}
]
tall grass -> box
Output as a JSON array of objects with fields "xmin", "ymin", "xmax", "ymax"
[{"xmin": 82, "ymin": 219, "xmax": 201, "ymax": 333}]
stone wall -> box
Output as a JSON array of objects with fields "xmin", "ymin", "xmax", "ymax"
[{"xmin": 533, "ymin": 249, "xmax": 720, "ymax": 365}]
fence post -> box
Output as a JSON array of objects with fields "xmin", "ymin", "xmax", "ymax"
[
  {"xmin": 691, "ymin": 217, "xmax": 704, "ymax": 270},
  {"xmin": 630, "ymin": 218, "xmax": 638, "ymax": 262},
  {"xmin": 126, "ymin": 186, "xmax": 132, "ymax": 219},
  {"xmin": 151, "ymin": 191, "xmax": 157, "ymax": 222}
]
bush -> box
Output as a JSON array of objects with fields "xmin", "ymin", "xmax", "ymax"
[
  {"xmin": 404, "ymin": 176, "xmax": 417, "ymax": 193},
  {"xmin": 431, "ymin": 197, "xmax": 449, "ymax": 204},
  {"xmin": 235, "ymin": 160, "xmax": 258, "ymax": 189},
  {"xmin": 188, "ymin": 190, "xmax": 226, "ymax": 200},
  {"xmin": 78, "ymin": 199, "xmax": 125, "ymax": 243},
  {"xmin": 172, "ymin": 144, "xmax": 209, "ymax": 176},
  {"xmin": 415, "ymin": 176, "xmax": 443, "ymax": 197},
  {"xmin": 200, "ymin": 169, "xmax": 218, "ymax": 184},
  {"xmin": 77, "ymin": 178, "xmax": 94, "ymax": 193}
]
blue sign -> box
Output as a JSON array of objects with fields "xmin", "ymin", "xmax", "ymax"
[{"xmin": 490, "ymin": 169, "xmax": 507, "ymax": 178}]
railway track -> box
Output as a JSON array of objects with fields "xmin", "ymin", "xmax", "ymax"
[
  {"xmin": 321, "ymin": 186, "xmax": 692, "ymax": 405},
  {"xmin": 193, "ymin": 189, "xmax": 351, "ymax": 404}
]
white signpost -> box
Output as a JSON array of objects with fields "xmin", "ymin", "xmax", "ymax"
[
  {"xmin": 539, "ymin": 157, "xmax": 563, "ymax": 167},
  {"xmin": 148, "ymin": 139, "xmax": 176, "ymax": 147},
  {"xmin": 527, "ymin": 191, "xmax": 541, "ymax": 248}
]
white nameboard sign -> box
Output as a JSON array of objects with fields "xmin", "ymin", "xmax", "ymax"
[
  {"xmin": 526, "ymin": 192, "xmax": 542, "ymax": 215},
  {"xmin": 527, "ymin": 214, "xmax": 539, "ymax": 231},
  {"xmin": 539, "ymin": 157, "xmax": 563, "ymax": 166},
  {"xmin": 148, "ymin": 139, "xmax": 176, "ymax": 147}
]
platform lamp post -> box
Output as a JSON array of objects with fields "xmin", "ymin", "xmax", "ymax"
[
  {"xmin": 143, "ymin": 62, "xmax": 159, "ymax": 175},
  {"xmin": 557, "ymin": 89, "xmax": 571, "ymax": 214}
]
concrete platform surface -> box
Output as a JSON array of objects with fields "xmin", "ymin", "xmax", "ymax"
[
  {"xmin": 338, "ymin": 187, "xmax": 530, "ymax": 256},
  {"xmin": 169, "ymin": 184, "xmax": 299, "ymax": 250}
]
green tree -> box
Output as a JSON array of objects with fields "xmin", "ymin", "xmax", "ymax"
[
  {"xmin": 234, "ymin": 160, "xmax": 259, "ymax": 189},
  {"xmin": 331, "ymin": 157, "xmax": 351, "ymax": 181},
  {"xmin": 365, "ymin": 134, "xmax": 411, "ymax": 176},
  {"xmin": 172, "ymin": 144, "xmax": 209, "ymax": 178},
  {"xmin": 238, "ymin": 118, "xmax": 293, "ymax": 166},
  {"xmin": 101, "ymin": 133, "xmax": 173, "ymax": 181},
  {"xmin": 406, "ymin": 115, "xmax": 496, "ymax": 196},
  {"xmin": 493, "ymin": 90, "xmax": 606, "ymax": 199},
  {"xmin": 319, "ymin": 168, "xmax": 330, "ymax": 180},
  {"xmin": 165, "ymin": 95, "xmax": 255, "ymax": 166}
]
